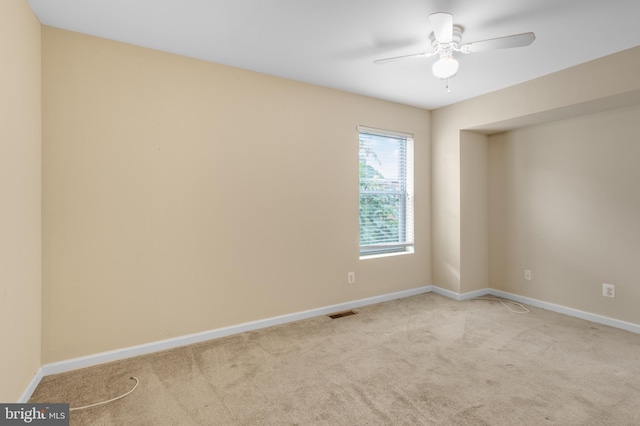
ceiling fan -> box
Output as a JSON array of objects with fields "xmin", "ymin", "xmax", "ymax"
[{"xmin": 374, "ymin": 12, "xmax": 535, "ymax": 81}]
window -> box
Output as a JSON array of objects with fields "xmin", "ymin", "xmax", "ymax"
[{"xmin": 358, "ymin": 126, "xmax": 414, "ymax": 257}]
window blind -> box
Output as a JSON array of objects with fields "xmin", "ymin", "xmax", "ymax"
[{"xmin": 358, "ymin": 127, "xmax": 414, "ymax": 256}]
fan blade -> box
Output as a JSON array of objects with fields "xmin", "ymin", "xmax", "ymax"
[
  {"xmin": 373, "ymin": 51, "xmax": 435, "ymax": 65},
  {"xmin": 460, "ymin": 32, "xmax": 535, "ymax": 53},
  {"xmin": 429, "ymin": 12, "xmax": 453, "ymax": 43}
]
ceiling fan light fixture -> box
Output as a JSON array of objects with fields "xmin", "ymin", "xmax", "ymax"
[{"xmin": 432, "ymin": 53, "xmax": 459, "ymax": 79}]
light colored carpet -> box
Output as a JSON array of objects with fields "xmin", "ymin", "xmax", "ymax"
[{"xmin": 30, "ymin": 293, "xmax": 640, "ymax": 425}]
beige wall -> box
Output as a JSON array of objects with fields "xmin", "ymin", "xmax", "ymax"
[
  {"xmin": 432, "ymin": 46, "xmax": 640, "ymax": 300},
  {"xmin": 0, "ymin": 1, "xmax": 42, "ymax": 401},
  {"xmin": 41, "ymin": 27, "xmax": 431, "ymax": 363},
  {"xmin": 489, "ymin": 105, "xmax": 640, "ymax": 324},
  {"xmin": 460, "ymin": 131, "xmax": 489, "ymax": 293}
]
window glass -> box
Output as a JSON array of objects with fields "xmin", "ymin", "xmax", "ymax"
[{"xmin": 359, "ymin": 128, "xmax": 414, "ymax": 257}]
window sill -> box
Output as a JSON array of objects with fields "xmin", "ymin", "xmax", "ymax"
[{"xmin": 359, "ymin": 248, "xmax": 414, "ymax": 260}]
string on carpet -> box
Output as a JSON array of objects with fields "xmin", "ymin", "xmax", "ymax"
[
  {"xmin": 474, "ymin": 296, "xmax": 530, "ymax": 314},
  {"xmin": 70, "ymin": 376, "xmax": 139, "ymax": 411}
]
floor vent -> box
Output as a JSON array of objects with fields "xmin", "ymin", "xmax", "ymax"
[{"xmin": 328, "ymin": 310, "xmax": 357, "ymax": 319}]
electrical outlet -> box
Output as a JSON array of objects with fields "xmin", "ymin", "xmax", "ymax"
[
  {"xmin": 603, "ymin": 283, "xmax": 615, "ymax": 298},
  {"xmin": 347, "ymin": 272, "xmax": 356, "ymax": 284},
  {"xmin": 524, "ymin": 269, "xmax": 532, "ymax": 281}
]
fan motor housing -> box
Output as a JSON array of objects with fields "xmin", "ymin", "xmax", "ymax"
[{"xmin": 430, "ymin": 25, "xmax": 463, "ymax": 50}]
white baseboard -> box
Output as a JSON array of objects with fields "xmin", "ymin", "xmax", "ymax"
[
  {"xmin": 430, "ymin": 286, "xmax": 490, "ymax": 301},
  {"xmin": 23, "ymin": 284, "xmax": 639, "ymax": 402},
  {"xmin": 41, "ymin": 285, "xmax": 433, "ymax": 377},
  {"xmin": 18, "ymin": 367, "xmax": 43, "ymax": 403},
  {"xmin": 486, "ymin": 289, "xmax": 640, "ymax": 334},
  {"xmin": 429, "ymin": 286, "xmax": 640, "ymax": 334}
]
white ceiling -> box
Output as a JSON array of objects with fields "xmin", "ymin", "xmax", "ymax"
[{"xmin": 28, "ymin": 0, "xmax": 640, "ymax": 110}]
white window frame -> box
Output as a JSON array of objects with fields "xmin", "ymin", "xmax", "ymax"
[{"xmin": 358, "ymin": 126, "xmax": 414, "ymax": 258}]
